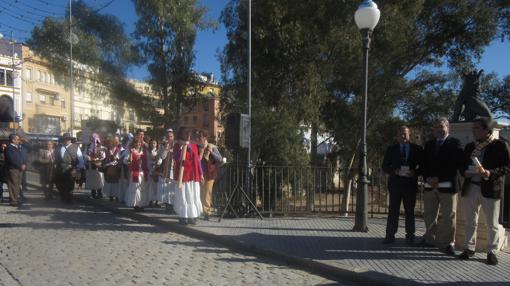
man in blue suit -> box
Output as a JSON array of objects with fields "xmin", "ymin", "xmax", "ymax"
[{"xmin": 5, "ymin": 134, "xmax": 26, "ymax": 206}]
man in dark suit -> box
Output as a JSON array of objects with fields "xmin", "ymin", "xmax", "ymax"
[
  {"xmin": 458, "ymin": 117, "xmax": 510, "ymax": 265},
  {"xmin": 5, "ymin": 134, "xmax": 26, "ymax": 206},
  {"xmin": 382, "ymin": 126, "xmax": 423, "ymax": 244},
  {"xmin": 420, "ymin": 118, "xmax": 464, "ymax": 255}
]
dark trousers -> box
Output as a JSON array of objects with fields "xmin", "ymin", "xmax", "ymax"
[
  {"xmin": 56, "ymin": 171, "xmax": 75, "ymax": 203},
  {"xmin": 7, "ymin": 169, "xmax": 21, "ymax": 204},
  {"xmin": 386, "ymin": 186, "xmax": 417, "ymax": 238}
]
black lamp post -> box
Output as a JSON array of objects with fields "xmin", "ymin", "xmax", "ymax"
[{"xmin": 353, "ymin": 0, "xmax": 380, "ymax": 232}]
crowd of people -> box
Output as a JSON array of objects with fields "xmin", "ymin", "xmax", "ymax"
[
  {"xmin": 382, "ymin": 117, "xmax": 510, "ymax": 266},
  {"xmin": 1, "ymin": 127, "xmax": 223, "ymax": 225},
  {"xmin": 1, "ymin": 116, "xmax": 508, "ymax": 265}
]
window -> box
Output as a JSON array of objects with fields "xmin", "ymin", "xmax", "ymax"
[
  {"xmin": 25, "ymin": 68, "xmax": 32, "ymax": 81},
  {"xmin": 39, "ymin": 94, "xmax": 46, "ymax": 103},
  {"xmin": 0, "ymin": 69, "xmax": 4, "ymax": 85},
  {"xmin": 203, "ymin": 101, "xmax": 209, "ymax": 112},
  {"xmin": 192, "ymin": 116, "xmax": 197, "ymax": 123},
  {"xmin": 6, "ymin": 71, "xmax": 13, "ymax": 86},
  {"xmin": 45, "ymin": 72, "xmax": 50, "ymax": 84},
  {"xmin": 26, "ymin": 93, "xmax": 32, "ymax": 103},
  {"xmin": 61, "ymin": 99, "xmax": 65, "ymax": 109},
  {"xmin": 51, "ymin": 74, "xmax": 55, "ymax": 85},
  {"xmin": 39, "ymin": 70, "xmax": 44, "ymax": 82}
]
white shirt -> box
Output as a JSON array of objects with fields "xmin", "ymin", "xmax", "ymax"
[{"xmin": 58, "ymin": 143, "xmax": 85, "ymax": 169}]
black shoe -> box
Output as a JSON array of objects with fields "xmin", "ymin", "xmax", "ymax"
[
  {"xmin": 97, "ymin": 190, "xmax": 103, "ymax": 199},
  {"xmin": 91, "ymin": 190, "xmax": 97, "ymax": 199},
  {"xmin": 134, "ymin": 206, "xmax": 142, "ymax": 212},
  {"xmin": 487, "ymin": 253, "xmax": 498, "ymax": 265},
  {"xmin": 406, "ymin": 236, "xmax": 415, "ymax": 245},
  {"xmin": 458, "ymin": 249, "xmax": 475, "ymax": 260},
  {"xmin": 203, "ymin": 213, "xmax": 210, "ymax": 221},
  {"xmin": 109, "ymin": 196, "xmax": 114, "ymax": 202},
  {"xmin": 382, "ymin": 237, "xmax": 395, "ymax": 244},
  {"xmin": 178, "ymin": 218, "xmax": 188, "ymax": 225},
  {"xmin": 442, "ymin": 245, "xmax": 455, "ymax": 256},
  {"xmin": 188, "ymin": 218, "xmax": 197, "ymax": 225}
]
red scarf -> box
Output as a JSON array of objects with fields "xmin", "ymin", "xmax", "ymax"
[{"xmin": 130, "ymin": 148, "xmax": 148, "ymax": 183}]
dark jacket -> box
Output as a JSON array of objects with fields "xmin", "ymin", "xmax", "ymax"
[
  {"xmin": 421, "ymin": 136, "xmax": 464, "ymax": 193},
  {"xmin": 5, "ymin": 144, "xmax": 24, "ymax": 170},
  {"xmin": 461, "ymin": 139, "xmax": 510, "ymax": 199},
  {"xmin": 382, "ymin": 142, "xmax": 424, "ymax": 190}
]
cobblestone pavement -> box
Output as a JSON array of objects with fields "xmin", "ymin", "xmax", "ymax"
[
  {"xmin": 0, "ymin": 191, "xmax": 340, "ymax": 286},
  {"xmin": 78, "ymin": 195, "xmax": 510, "ymax": 286}
]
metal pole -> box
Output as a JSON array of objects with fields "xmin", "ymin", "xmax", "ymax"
[
  {"xmin": 69, "ymin": 0, "xmax": 74, "ymax": 135},
  {"xmin": 353, "ymin": 28, "xmax": 372, "ymax": 232},
  {"xmin": 247, "ymin": 0, "xmax": 252, "ymax": 198},
  {"xmin": 11, "ymin": 31, "xmax": 16, "ymax": 135}
]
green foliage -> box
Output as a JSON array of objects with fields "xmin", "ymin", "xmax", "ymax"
[
  {"xmin": 221, "ymin": 0, "xmax": 510, "ymax": 170},
  {"xmin": 27, "ymin": 0, "xmax": 151, "ymax": 116},
  {"xmin": 132, "ymin": 0, "xmax": 214, "ymax": 128}
]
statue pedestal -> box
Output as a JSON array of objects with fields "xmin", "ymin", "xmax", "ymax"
[{"xmin": 450, "ymin": 121, "xmax": 508, "ymax": 252}]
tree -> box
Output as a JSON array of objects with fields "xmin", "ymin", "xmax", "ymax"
[
  {"xmin": 132, "ymin": 0, "xmax": 213, "ymax": 129},
  {"xmin": 27, "ymin": 1, "xmax": 151, "ymax": 116},
  {"xmin": 220, "ymin": 0, "xmax": 510, "ymax": 193}
]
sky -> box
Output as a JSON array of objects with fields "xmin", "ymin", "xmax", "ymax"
[{"xmin": 0, "ymin": 0, "xmax": 509, "ymax": 83}]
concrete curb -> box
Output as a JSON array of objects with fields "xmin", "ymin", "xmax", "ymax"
[{"xmin": 75, "ymin": 194, "xmax": 421, "ymax": 286}]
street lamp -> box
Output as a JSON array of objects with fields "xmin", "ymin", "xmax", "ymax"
[{"xmin": 353, "ymin": 0, "xmax": 380, "ymax": 232}]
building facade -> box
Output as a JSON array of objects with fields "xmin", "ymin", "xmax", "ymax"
[
  {"xmin": 21, "ymin": 45, "xmax": 71, "ymax": 135},
  {"xmin": 180, "ymin": 77, "xmax": 223, "ymax": 142},
  {"xmin": 0, "ymin": 39, "xmax": 22, "ymax": 125}
]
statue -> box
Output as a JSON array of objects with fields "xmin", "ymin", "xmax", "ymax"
[{"xmin": 451, "ymin": 69, "xmax": 492, "ymax": 122}]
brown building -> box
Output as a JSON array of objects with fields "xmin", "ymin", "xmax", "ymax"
[{"xmin": 180, "ymin": 82, "xmax": 223, "ymax": 142}]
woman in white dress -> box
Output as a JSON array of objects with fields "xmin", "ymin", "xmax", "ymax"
[
  {"xmin": 118, "ymin": 134, "xmax": 133, "ymax": 203},
  {"xmin": 85, "ymin": 133, "xmax": 105, "ymax": 199},
  {"xmin": 102, "ymin": 135, "xmax": 123, "ymax": 201},
  {"xmin": 147, "ymin": 138, "xmax": 160, "ymax": 207},
  {"xmin": 124, "ymin": 139, "xmax": 149, "ymax": 211},
  {"xmin": 173, "ymin": 128, "xmax": 203, "ymax": 225}
]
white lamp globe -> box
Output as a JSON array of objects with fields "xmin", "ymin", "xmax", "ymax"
[{"xmin": 354, "ymin": 1, "xmax": 381, "ymax": 31}]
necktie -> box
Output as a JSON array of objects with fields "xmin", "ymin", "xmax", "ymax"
[{"xmin": 401, "ymin": 144, "xmax": 407, "ymax": 164}]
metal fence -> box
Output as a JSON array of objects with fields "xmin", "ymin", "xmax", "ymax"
[{"xmin": 213, "ymin": 163, "xmax": 510, "ymax": 227}]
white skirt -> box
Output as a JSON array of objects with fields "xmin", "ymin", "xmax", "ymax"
[
  {"xmin": 103, "ymin": 182, "xmax": 120, "ymax": 198},
  {"xmin": 124, "ymin": 173, "xmax": 148, "ymax": 208},
  {"xmin": 174, "ymin": 181, "xmax": 202, "ymax": 218},
  {"xmin": 157, "ymin": 179, "xmax": 176, "ymax": 204},
  {"xmin": 85, "ymin": 169, "xmax": 104, "ymax": 190},
  {"xmin": 147, "ymin": 176, "xmax": 159, "ymax": 202}
]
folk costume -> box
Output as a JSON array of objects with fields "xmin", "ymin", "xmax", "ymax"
[
  {"xmin": 173, "ymin": 142, "xmax": 203, "ymax": 223},
  {"xmin": 85, "ymin": 133, "xmax": 105, "ymax": 198},
  {"xmin": 102, "ymin": 144, "xmax": 123, "ymax": 200},
  {"xmin": 38, "ymin": 147, "xmax": 55, "ymax": 199},
  {"xmin": 156, "ymin": 142, "xmax": 176, "ymax": 205},
  {"xmin": 54, "ymin": 136, "xmax": 85, "ymax": 203},
  {"xmin": 199, "ymin": 143, "xmax": 222, "ymax": 219},
  {"xmin": 124, "ymin": 146, "xmax": 149, "ymax": 209},
  {"xmin": 147, "ymin": 146, "xmax": 159, "ymax": 205}
]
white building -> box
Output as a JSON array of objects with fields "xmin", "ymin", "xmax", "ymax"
[{"xmin": 0, "ymin": 38, "xmax": 22, "ymax": 124}]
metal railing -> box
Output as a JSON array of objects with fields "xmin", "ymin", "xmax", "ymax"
[
  {"xmin": 213, "ymin": 163, "xmax": 510, "ymax": 227},
  {"xmin": 213, "ymin": 163, "xmax": 426, "ymax": 217}
]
